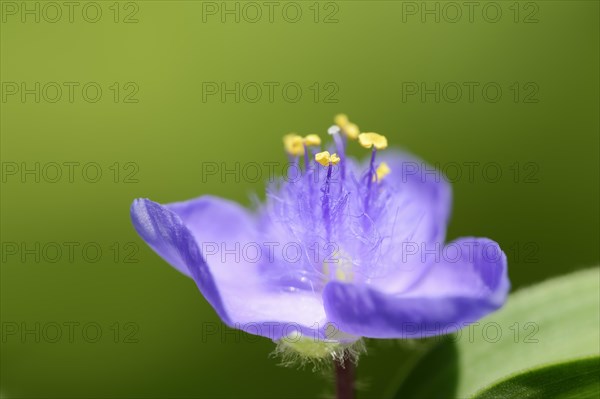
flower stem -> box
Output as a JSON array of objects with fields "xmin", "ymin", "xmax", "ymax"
[{"xmin": 334, "ymin": 355, "xmax": 355, "ymax": 399}]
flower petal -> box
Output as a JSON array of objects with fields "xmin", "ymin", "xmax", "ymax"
[
  {"xmin": 130, "ymin": 198, "xmax": 229, "ymax": 320},
  {"xmin": 131, "ymin": 198, "xmax": 328, "ymax": 341},
  {"xmin": 165, "ymin": 195, "xmax": 257, "ymax": 281},
  {"xmin": 379, "ymin": 149, "xmax": 452, "ymax": 242},
  {"xmin": 366, "ymin": 150, "xmax": 453, "ymax": 291},
  {"xmin": 323, "ymin": 238, "xmax": 509, "ymax": 338}
]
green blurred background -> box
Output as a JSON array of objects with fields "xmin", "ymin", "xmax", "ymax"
[{"xmin": 1, "ymin": 1, "xmax": 598, "ymax": 398}]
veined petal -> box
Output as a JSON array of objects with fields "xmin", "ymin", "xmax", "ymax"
[
  {"xmin": 378, "ymin": 150, "xmax": 452, "ymax": 244},
  {"xmin": 322, "ymin": 238, "xmax": 509, "ymax": 338},
  {"xmin": 131, "ymin": 198, "xmax": 328, "ymax": 341},
  {"xmin": 165, "ymin": 195, "xmax": 257, "ymax": 281},
  {"xmin": 130, "ymin": 198, "xmax": 229, "ymax": 321},
  {"xmin": 401, "ymin": 238, "xmax": 509, "ymax": 302},
  {"xmin": 367, "ymin": 150, "xmax": 453, "ymax": 290}
]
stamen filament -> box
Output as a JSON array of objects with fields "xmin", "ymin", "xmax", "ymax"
[
  {"xmin": 315, "ymin": 151, "xmax": 340, "ymax": 259},
  {"xmin": 322, "ymin": 163, "xmax": 333, "ymax": 243},
  {"xmin": 364, "ymin": 147, "xmax": 377, "ymax": 212},
  {"xmin": 329, "ymin": 126, "xmax": 347, "ymax": 181}
]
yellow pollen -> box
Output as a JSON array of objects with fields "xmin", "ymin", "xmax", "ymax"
[
  {"xmin": 303, "ymin": 134, "xmax": 321, "ymax": 146},
  {"xmin": 374, "ymin": 162, "xmax": 391, "ymax": 182},
  {"xmin": 315, "ymin": 151, "xmax": 340, "ymax": 167},
  {"xmin": 283, "ymin": 133, "xmax": 305, "ymax": 156},
  {"xmin": 342, "ymin": 123, "xmax": 360, "ymax": 140},
  {"xmin": 334, "ymin": 113, "xmax": 349, "ymax": 127},
  {"xmin": 358, "ymin": 132, "xmax": 388, "ymax": 150},
  {"xmin": 333, "ymin": 114, "xmax": 359, "ymax": 140},
  {"xmin": 315, "ymin": 151, "xmax": 331, "ymax": 166}
]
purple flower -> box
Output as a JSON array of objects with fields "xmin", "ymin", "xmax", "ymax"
[{"xmin": 131, "ymin": 116, "xmax": 509, "ymax": 346}]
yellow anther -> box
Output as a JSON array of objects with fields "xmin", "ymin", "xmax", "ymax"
[
  {"xmin": 303, "ymin": 134, "xmax": 321, "ymax": 146},
  {"xmin": 334, "ymin": 114, "xmax": 359, "ymax": 140},
  {"xmin": 330, "ymin": 153, "xmax": 341, "ymax": 165},
  {"xmin": 334, "ymin": 113, "xmax": 349, "ymax": 127},
  {"xmin": 374, "ymin": 162, "xmax": 391, "ymax": 182},
  {"xmin": 358, "ymin": 132, "xmax": 388, "ymax": 150},
  {"xmin": 315, "ymin": 151, "xmax": 331, "ymax": 166},
  {"xmin": 343, "ymin": 123, "xmax": 359, "ymax": 140},
  {"xmin": 315, "ymin": 151, "xmax": 341, "ymax": 167},
  {"xmin": 283, "ymin": 133, "xmax": 305, "ymax": 156}
]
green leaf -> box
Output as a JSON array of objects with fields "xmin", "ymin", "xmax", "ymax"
[
  {"xmin": 393, "ymin": 267, "xmax": 600, "ymax": 398},
  {"xmin": 471, "ymin": 356, "xmax": 600, "ymax": 399},
  {"xmin": 363, "ymin": 338, "xmax": 440, "ymax": 399},
  {"xmin": 386, "ymin": 336, "xmax": 459, "ymax": 399}
]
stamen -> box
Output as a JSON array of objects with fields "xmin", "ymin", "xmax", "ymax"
[
  {"xmin": 283, "ymin": 134, "xmax": 305, "ymax": 156},
  {"xmin": 358, "ymin": 133, "xmax": 388, "ymax": 212},
  {"xmin": 343, "ymin": 123, "xmax": 359, "ymax": 140},
  {"xmin": 367, "ymin": 147, "xmax": 377, "ymax": 184},
  {"xmin": 328, "ymin": 126, "xmax": 343, "ymax": 150},
  {"xmin": 304, "ymin": 134, "xmax": 321, "ymax": 146},
  {"xmin": 315, "ymin": 151, "xmax": 340, "ymax": 167},
  {"xmin": 334, "ymin": 114, "xmax": 359, "ymax": 140},
  {"xmin": 374, "ymin": 162, "xmax": 391, "ymax": 182},
  {"xmin": 328, "ymin": 125, "xmax": 347, "ymax": 181},
  {"xmin": 330, "ymin": 153, "xmax": 341, "ymax": 165},
  {"xmin": 334, "ymin": 114, "xmax": 349, "ymax": 127},
  {"xmin": 303, "ymin": 134, "xmax": 322, "ymax": 171},
  {"xmin": 283, "ymin": 134, "xmax": 303, "ymax": 179},
  {"xmin": 358, "ymin": 132, "xmax": 388, "ymax": 150},
  {"xmin": 315, "ymin": 151, "xmax": 341, "ymax": 247}
]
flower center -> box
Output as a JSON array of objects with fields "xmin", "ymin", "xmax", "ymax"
[
  {"xmin": 323, "ymin": 248, "xmax": 355, "ymax": 283},
  {"xmin": 271, "ymin": 115, "xmax": 393, "ymax": 291}
]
